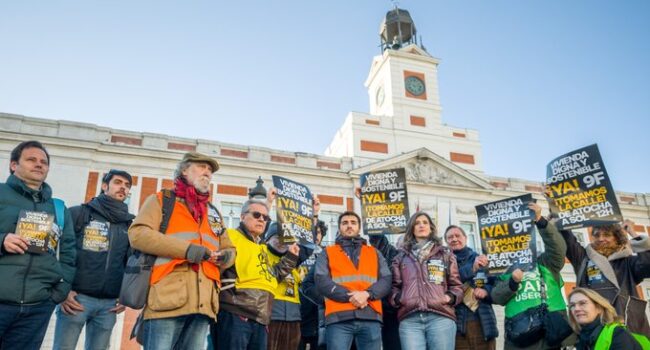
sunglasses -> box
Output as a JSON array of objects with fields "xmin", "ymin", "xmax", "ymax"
[{"xmin": 247, "ymin": 211, "xmax": 271, "ymax": 222}]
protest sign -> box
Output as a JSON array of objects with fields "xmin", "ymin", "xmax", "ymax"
[
  {"xmin": 360, "ymin": 168, "xmax": 409, "ymax": 235},
  {"xmin": 545, "ymin": 144, "xmax": 622, "ymax": 229},
  {"xmin": 82, "ymin": 221, "xmax": 111, "ymax": 252},
  {"xmin": 476, "ymin": 194, "xmax": 536, "ymax": 275},
  {"xmin": 16, "ymin": 210, "xmax": 54, "ymax": 254},
  {"xmin": 272, "ymin": 176, "xmax": 314, "ymax": 246}
]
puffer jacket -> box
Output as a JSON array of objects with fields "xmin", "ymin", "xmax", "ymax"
[
  {"xmin": 219, "ymin": 225, "xmax": 298, "ymax": 325},
  {"xmin": 0, "ymin": 174, "xmax": 76, "ymax": 304},
  {"xmin": 390, "ymin": 242, "xmax": 463, "ymax": 321},
  {"xmin": 453, "ymin": 246, "xmax": 499, "ymax": 340}
]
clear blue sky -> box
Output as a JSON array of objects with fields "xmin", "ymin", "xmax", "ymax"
[{"xmin": 1, "ymin": 1, "xmax": 648, "ymax": 193}]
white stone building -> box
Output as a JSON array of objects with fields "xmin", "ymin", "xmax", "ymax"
[{"xmin": 1, "ymin": 7, "xmax": 649, "ymax": 350}]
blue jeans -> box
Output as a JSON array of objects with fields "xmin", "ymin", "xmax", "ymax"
[
  {"xmin": 0, "ymin": 299, "xmax": 56, "ymax": 350},
  {"xmin": 211, "ymin": 310, "xmax": 267, "ymax": 350},
  {"xmin": 326, "ymin": 320, "xmax": 382, "ymax": 350},
  {"xmin": 399, "ymin": 312, "xmax": 456, "ymax": 350},
  {"xmin": 143, "ymin": 314, "xmax": 210, "ymax": 350},
  {"xmin": 53, "ymin": 294, "xmax": 118, "ymax": 350}
]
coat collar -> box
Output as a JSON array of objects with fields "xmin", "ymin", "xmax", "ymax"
[{"xmin": 6, "ymin": 174, "xmax": 52, "ymax": 202}]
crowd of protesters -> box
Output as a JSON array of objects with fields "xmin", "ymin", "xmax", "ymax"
[{"xmin": 1, "ymin": 140, "xmax": 649, "ymax": 350}]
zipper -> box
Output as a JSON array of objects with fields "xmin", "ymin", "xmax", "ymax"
[
  {"xmin": 21, "ymin": 201, "xmax": 39, "ymax": 304},
  {"xmin": 104, "ymin": 222, "xmax": 112, "ymax": 274},
  {"xmin": 197, "ymin": 219, "xmax": 202, "ymax": 309},
  {"xmin": 21, "ymin": 255, "xmax": 33, "ymax": 304}
]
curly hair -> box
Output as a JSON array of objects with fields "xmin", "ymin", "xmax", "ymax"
[{"xmin": 592, "ymin": 224, "xmax": 628, "ymax": 247}]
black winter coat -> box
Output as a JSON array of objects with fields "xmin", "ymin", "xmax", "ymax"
[{"xmin": 70, "ymin": 195, "xmax": 134, "ymax": 299}]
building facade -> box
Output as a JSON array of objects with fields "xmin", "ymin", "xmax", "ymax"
[{"xmin": 1, "ymin": 7, "xmax": 649, "ymax": 350}]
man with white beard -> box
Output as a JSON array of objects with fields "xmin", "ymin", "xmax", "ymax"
[{"xmin": 129, "ymin": 152, "xmax": 235, "ymax": 349}]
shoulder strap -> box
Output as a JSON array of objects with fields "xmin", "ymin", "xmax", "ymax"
[
  {"xmin": 52, "ymin": 198, "xmax": 66, "ymax": 260},
  {"xmin": 138, "ymin": 190, "xmax": 176, "ymax": 266},
  {"xmin": 160, "ymin": 189, "xmax": 176, "ymax": 234},
  {"xmin": 576, "ymin": 257, "xmax": 589, "ymax": 287},
  {"xmin": 52, "ymin": 198, "xmax": 66, "ymax": 230},
  {"xmin": 207, "ymin": 202, "xmax": 226, "ymax": 236},
  {"xmin": 538, "ymin": 265, "xmax": 548, "ymax": 304},
  {"xmin": 74, "ymin": 204, "xmax": 92, "ymax": 234}
]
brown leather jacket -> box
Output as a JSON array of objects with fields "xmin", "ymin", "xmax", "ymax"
[
  {"xmin": 390, "ymin": 243, "xmax": 463, "ymax": 321},
  {"xmin": 218, "ymin": 226, "xmax": 298, "ymax": 325}
]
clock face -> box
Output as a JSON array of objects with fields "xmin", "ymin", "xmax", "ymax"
[
  {"xmin": 405, "ymin": 76, "xmax": 425, "ymax": 96},
  {"xmin": 376, "ymin": 86, "xmax": 385, "ymax": 107}
]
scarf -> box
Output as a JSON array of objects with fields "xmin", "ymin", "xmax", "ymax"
[
  {"xmin": 453, "ymin": 246, "xmax": 473, "ymax": 265},
  {"xmin": 411, "ymin": 240, "xmax": 435, "ymax": 263},
  {"xmin": 592, "ymin": 242, "xmax": 623, "ymax": 258},
  {"xmin": 577, "ymin": 318, "xmax": 602, "ymax": 348},
  {"xmin": 89, "ymin": 193, "xmax": 134, "ymax": 223},
  {"xmin": 174, "ymin": 177, "xmax": 209, "ymax": 223}
]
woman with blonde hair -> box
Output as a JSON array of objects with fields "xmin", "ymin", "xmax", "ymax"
[{"xmin": 568, "ymin": 287, "xmax": 646, "ymax": 349}]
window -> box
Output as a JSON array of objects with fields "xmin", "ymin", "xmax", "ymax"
[
  {"xmin": 221, "ymin": 202, "xmax": 242, "ymax": 228},
  {"xmin": 460, "ymin": 221, "xmax": 480, "ymax": 251},
  {"xmin": 318, "ymin": 211, "xmax": 339, "ymax": 246}
]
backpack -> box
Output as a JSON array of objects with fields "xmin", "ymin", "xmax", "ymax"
[
  {"xmin": 119, "ymin": 189, "xmax": 176, "ymax": 309},
  {"xmin": 124, "ymin": 190, "xmax": 225, "ymax": 344},
  {"xmin": 52, "ymin": 198, "xmax": 66, "ymax": 260},
  {"xmin": 73, "ymin": 204, "xmax": 91, "ymax": 236}
]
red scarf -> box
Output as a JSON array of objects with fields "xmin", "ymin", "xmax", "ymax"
[{"xmin": 174, "ymin": 177, "xmax": 209, "ymax": 223}]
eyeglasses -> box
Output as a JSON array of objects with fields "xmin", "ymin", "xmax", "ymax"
[
  {"xmin": 592, "ymin": 231, "xmax": 614, "ymax": 238},
  {"xmin": 569, "ymin": 300, "xmax": 591, "ymax": 310},
  {"xmin": 247, "ymin": 211, "xmax": 271, "ymax": 222}
]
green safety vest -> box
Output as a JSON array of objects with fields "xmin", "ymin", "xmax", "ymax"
[
  {"xmin": 500, "ymin": 264, "xmax": 566, "ymax": 318},
  {"xmin": 594, "ymin": 323, "xmax": 650, "ymax": 350}
]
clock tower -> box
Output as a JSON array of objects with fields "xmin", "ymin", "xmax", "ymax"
[{"xmin": 326, "ymin": 7, "xmax": 484, "ymax": 175}]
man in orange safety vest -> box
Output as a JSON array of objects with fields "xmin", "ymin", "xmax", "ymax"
[{"xmin": 314, "ymin": 211, "xmax": 391, "ymax": 350}]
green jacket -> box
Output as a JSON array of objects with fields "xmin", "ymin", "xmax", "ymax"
[
  {"xmin": 491, "ymin": 218, "xmax": 566, "ymax": 306},
  {"xmin": 0, "ymin": 174, "xmax": 76, "ymax": 304},
  {"xmin": 491, "ymin": 218, "xmax": 569, "ymax": 350}
]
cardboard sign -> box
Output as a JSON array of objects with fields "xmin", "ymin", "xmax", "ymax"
[
  {"xmin": 476, "ymin": 194, "xmax": 537, "ymax": 275},
  {"xmin": 545, "ymin": 144, "xmax": 622, "ymax": 229},
  {"xmin": 360, "ymin": 168, "xmax": 410, "ymax": 235},
  {"xmin": 272, "ymin": 176, "xmax": 314, "ymax": 246}
]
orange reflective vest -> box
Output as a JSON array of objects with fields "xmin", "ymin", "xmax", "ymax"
[
  {"xmin": 150, "ymin": 192, "xmax": 221, "ymax": 285},
  {"xmin": 324, "ymin": 244, "xmax": 382, "ymax": 317}
]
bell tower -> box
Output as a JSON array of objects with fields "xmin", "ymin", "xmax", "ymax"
[
  {"xmin": 326, "ymin": 7, "xmax": 484, "ymax": 175},
  {"xmin": 367, "ymin": 7, "xmax": 442, "ymax": 127}
]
